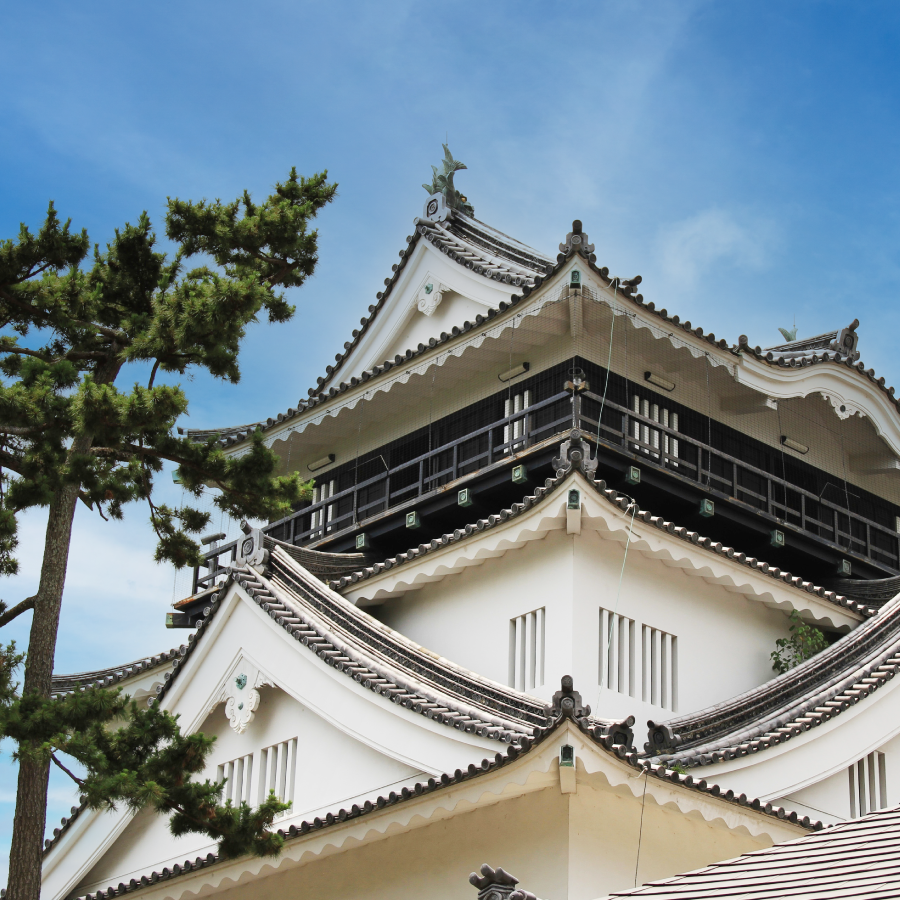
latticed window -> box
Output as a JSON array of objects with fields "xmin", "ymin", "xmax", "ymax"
[
  {"xmin": 259, "ymin": 737, "xmax": 298, "ymax": 818},
  {"xmin": 216, "ymin": 753, "xmax": 254, "ymax": 805},
  {"xmin": 310, "ymin": 480, "xmax": 335, "ymax": 537},
  {"xmin": 504, "ymin": 390, "xmax": 531, "ymax": 451},
  {"xmin": 849, "ymin": 751, "xmax": 887, "ymax": 818},
  {"xmin": 631, "ymin": 394, "xmax": 679, "ymax": 465},
  {"xmin": 599, "ymin": 609, "xmax": 636, "ymax": 698},
  {"xmin": 642, "ymin": 624, "xmax": 678, "ymax": 712},
  {"xmin": 509, "ymin": 607, "xmax": 545, "ymax": 691},
  {"xmin": 599, "ymin": 608, "xmax": 678, "ymax": 712}
]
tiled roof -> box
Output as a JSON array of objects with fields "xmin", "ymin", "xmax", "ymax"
[
  {"xmin": 151, "ymin": 529, "xmax": 635, "ymax": 744},
  {"xmin": 50, "ymin": 649, "xmax": 182, "ymax": 697},
  {"xmin": 610, "ymin": 804, "xmax": 900, "ymax": 899},
  {"xmin": 332, "ymin": 435, "xmax": 872, "ymax": 621},
  {"xmin": 645, "ymin": 591, "xmax": 900, "ymax": 766},
  {"xmin": 185, "ymin": 215, "xmax": 897, "ymax": 455},
  {"xmin": 59, "ymin": 685, "xmax": 820, "ymax": 900},
  {"xmin": 262, "ymin": 539, "xmax": 379, "ymax": 582},
  {"xmin": 822, "ymin": 574, "xmax": 900, "ymax": 609}
]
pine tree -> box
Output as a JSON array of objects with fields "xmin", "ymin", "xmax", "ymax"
[{"xmin": 0, "ymin": 168, "xmax": 337, "ymax": 899}]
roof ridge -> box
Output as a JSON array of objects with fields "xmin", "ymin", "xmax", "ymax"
[{"xmin": 50, "ymin": 649, "xmax": 183, "ymax": 696}]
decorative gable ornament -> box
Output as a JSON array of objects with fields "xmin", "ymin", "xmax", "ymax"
[
  {"xmin": 830, "ymin": 319, "xmax": 861, "ymax": 360},
  {"xmin": 215, "ymin": 655, "xmax": 273, "ymax": 735},
  {"xmin": 415, "ymin": 279, "xmax": 447, "ymax": 317},
  {"xmin": 422, "ymin": 191, "xmax": 452, "ymax": 223},
  {"xmin": 558, "ymin": 219, "xmax": 595, "ymax": 258},
  {"xmin": 421, "ymin": 143, "xmax": 474, "ymax": 217},
  {"xmin": 236, "ymin": 522, "xmax": 268, "ymax": 570}
]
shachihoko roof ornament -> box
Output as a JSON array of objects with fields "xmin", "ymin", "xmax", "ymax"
[{"xmin": 422, "ymin": 143, "xmax": 474, "ymax": 217}]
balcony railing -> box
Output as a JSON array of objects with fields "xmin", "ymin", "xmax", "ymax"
[
  {"xmin": 579, "ymin": 387, "xmax": 900, "ymax": 572},
  {"xmin": 190, "ymin": 379, "xmax": 900, "ymax": 595},
  {"xmin": 191, "ymin": 390, "xmax": 573, "ymax": 592}
]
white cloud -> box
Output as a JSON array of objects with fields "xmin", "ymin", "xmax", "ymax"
[{"xmin": 657, "ymin": 208, "xmax": 777, "ymax": 287}]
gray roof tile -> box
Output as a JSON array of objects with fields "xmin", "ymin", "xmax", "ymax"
[{"xmin": 610, "ymin": 805, "xmax": 900, "ymax": 899}]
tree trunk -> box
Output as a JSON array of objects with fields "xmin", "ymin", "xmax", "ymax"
[
  {"xmin": 6, "ymin": 480, "xmax": 82, "ymax": 900},
  {"xmin": 6, "ymin": 356, "xmax": 121, "ymax": 900}
]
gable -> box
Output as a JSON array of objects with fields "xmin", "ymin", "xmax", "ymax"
[
  {"xmin": 72, "ymin": 685, "xmax": 425, "ymax": 898},
  {"xmin": 337, "ymin": 239, "xmax": 520, "ymax": 384},
  {"xmin": 42, "ymin": 575, "xmax": 520, "ymax": 900},
  {"xmin": 58, "ymin": 720, "xmax": 809, "ymax": 900}
]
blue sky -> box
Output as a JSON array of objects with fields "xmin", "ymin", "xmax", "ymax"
[{"xmin": 3, "ymin": 0, "xmax": 900, "ymax": 881}]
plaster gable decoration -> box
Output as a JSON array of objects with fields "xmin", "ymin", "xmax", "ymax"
[
  {"xmin": 415, "ymin": 279, "xmax": 447, "ymax": 317},
  {"xmin": 216, "ymin": 656, "xmax": 273, "ymax": 735},
  {"xmin": 820, "ymin": 391, "xmax": 865, "ymax": 421}
]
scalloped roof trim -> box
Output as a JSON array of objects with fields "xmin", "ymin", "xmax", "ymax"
[
  {"xmin": 332, "ymin": 470, "xmax": 871, "ymax": 620},
  {"xmin": 57, "ymin": 716, "xmax": 820, "ymax": 900},
  {"xmin": 190, "ymin": 220, "xmax": 896, "ymax": 453}
]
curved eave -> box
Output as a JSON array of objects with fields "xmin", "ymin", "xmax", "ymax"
[
  {"xmin": 646, "ymin": 593, "xmax": 900, "ymax": 768},
  {"xmin": 335, "ymin": 464, "xmax": 869, "ymax": 627},
  {"xmin": 63, "ymin": 716, "xmax": 817, "ymax": 900},
  {"xmin": 195, "ymin": 222, "xmax": 900, "ymax": 462},
  {"xmin": 735, "ymin": 347, "xmax": 900, "ymax": 457}
]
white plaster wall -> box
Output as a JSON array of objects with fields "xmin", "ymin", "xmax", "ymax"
[
  {"xmin": 75, "ymin": 687, "xmax": 424, "ymax": 895},
  {"xmin": 374, "ymin": 527, "xmax": 792, "ymax": 728},
  {"xmin": 780, "ymin": 728, "xmax": 900, "ymax": 825},
  {"xmin": 125, "ymin": 778, "xmax": 777, "ymax": 900},
  {"xmin": 207, "ymin": 788, "xmax": 571, "ymax": 900},
  {"xmin": 567, "ymin": 785, "xmax": 773, "ymax": 900},
  {"xmin": 381, "ymin": 291, "xmax": 491, "ymax": 364}
]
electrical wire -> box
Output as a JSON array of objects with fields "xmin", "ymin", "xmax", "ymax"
[
  {"xmin": 634, "ymin": 765, "xmax": 650, "ymax": 887},
  {"xmin": 602, "ymin": 497, "xmax": 638, "ymax": 700},
  {"xmin": 595, "ymin": 287, "xmax": 618, "ymax": 446}
]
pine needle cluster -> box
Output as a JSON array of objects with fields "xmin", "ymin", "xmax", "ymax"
[{"xmin": 0, "ymin": 168, "xmax": 336, "ymax": 894}]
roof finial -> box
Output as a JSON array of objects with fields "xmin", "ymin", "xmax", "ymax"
[
  {"xmin": 469, "ymin": 865, "xmax": 540, "ymax": 900},
  {"xmin": 546, "ymin": 675, "xmax": 591, "ymax": 720},
  {"xmin": 559, "ymin": 221, "xmax": 595, "ymax": 259},
  {"xmin": 778, "ymin": 324, "xmax": 798, "ymax": 343},
  {"xmin": 422, "ymin": 143, "xmax": 474, "ymax": 216}
]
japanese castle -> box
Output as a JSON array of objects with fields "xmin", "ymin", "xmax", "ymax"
[{"xmin": 43, "ymin": 149, "xmax": 900, "ymax": 899}]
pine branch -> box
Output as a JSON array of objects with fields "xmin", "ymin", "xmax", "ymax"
[
  {"xmin": 0, "ymin": 595, "xmax": 36, "ymax": 628},
  {"xmin": 50, "ymin": 753, "xmax": 84, "ymax": 786},
  {"xmin": 0, "ymin": 286, "xmax": 127, "ymax": 343},
  {"xmin": 0, "ymin": 424, "xmax": 50, "ymax": 437}
]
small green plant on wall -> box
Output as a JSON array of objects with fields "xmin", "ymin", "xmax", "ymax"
[{"xmin": 771, "ymin": 610, "xmax": 828, "ymax": 674}]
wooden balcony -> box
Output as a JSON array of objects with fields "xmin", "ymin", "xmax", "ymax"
[{"xmin": 190, "ymin": 362, "xmax": 900, "ymax": 596}]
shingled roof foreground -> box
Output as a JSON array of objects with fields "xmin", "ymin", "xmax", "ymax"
[
  {"xmin": 57, "ymin": 681, "xmax": 820, "ymax": 900},
  {"xmin": 185, "ymin": 212, "xmax": 895, "ymax": 451},
  {"xmin": 609, "ymin": 804, "xmax": 900, "ymax": 899}
]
